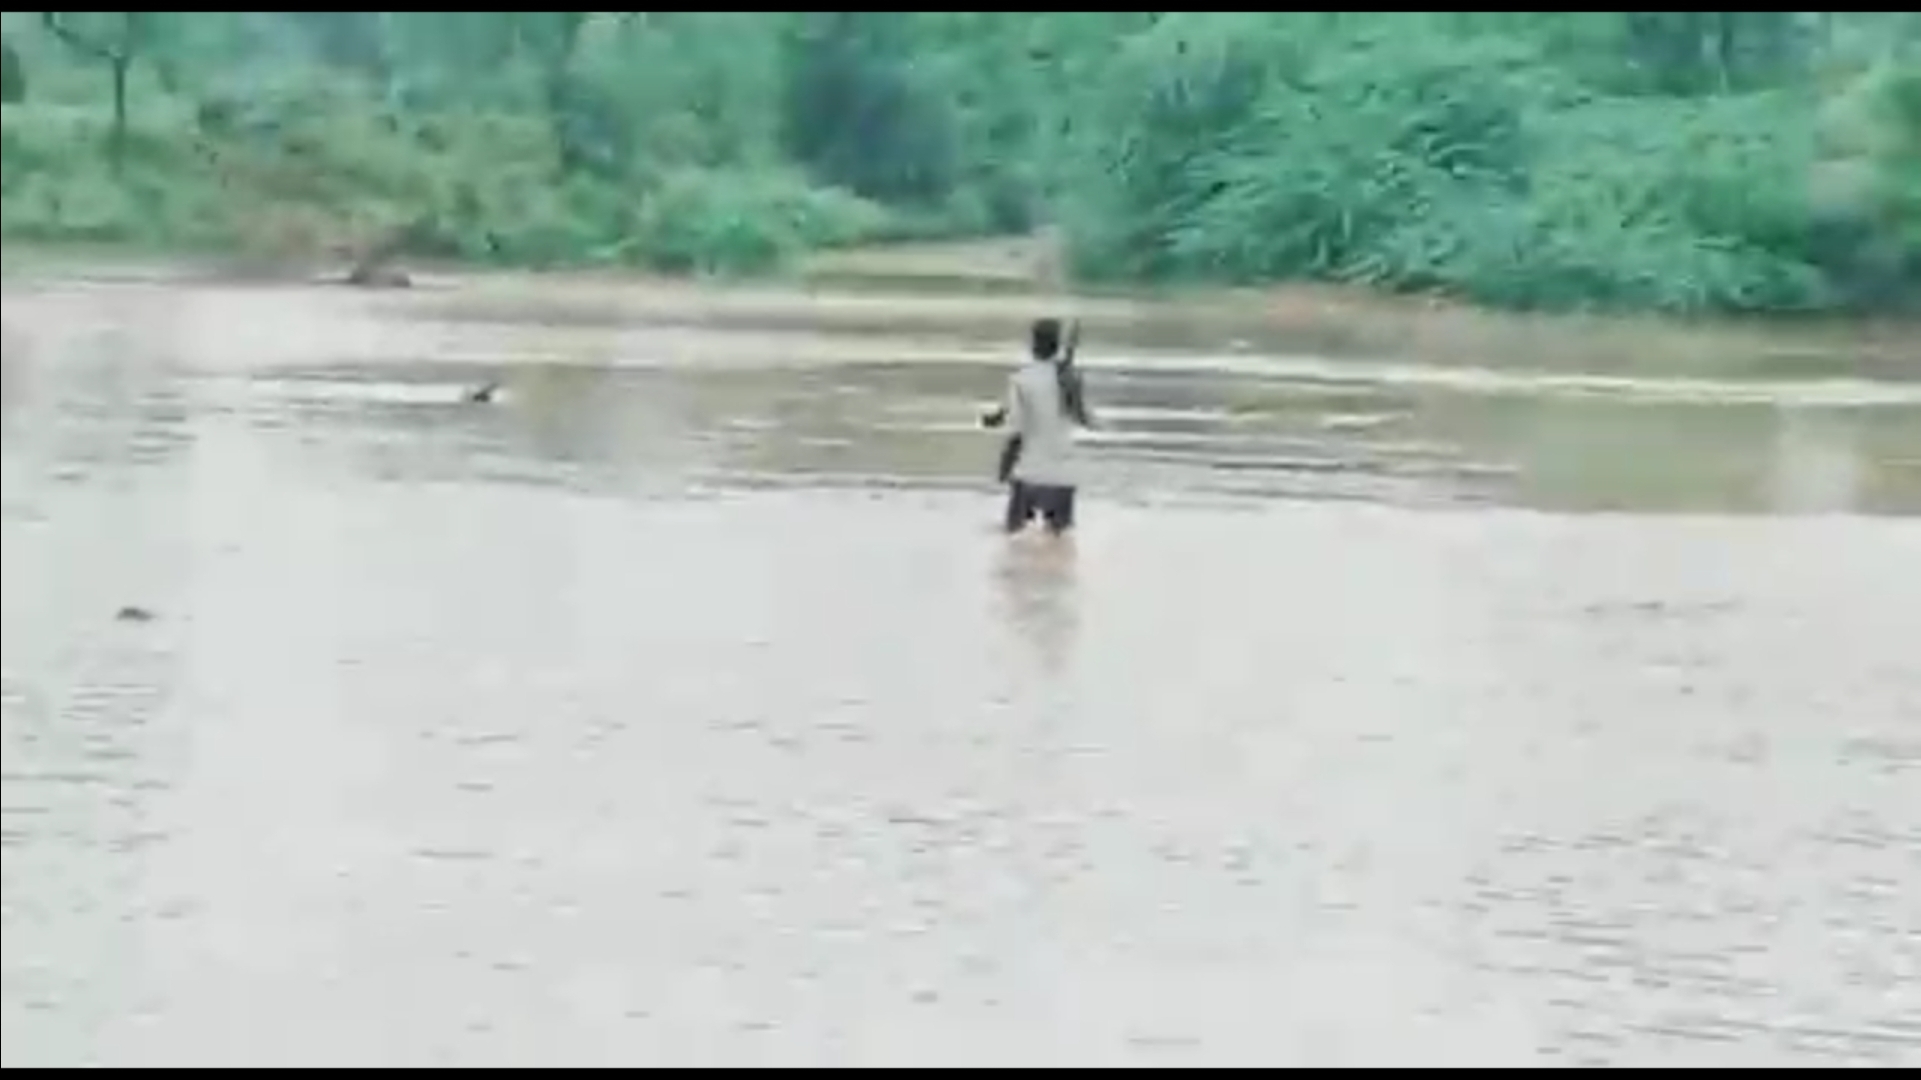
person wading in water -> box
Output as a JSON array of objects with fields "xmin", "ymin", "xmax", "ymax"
[{"xmin": 981, "ymin": 317, "xmax": 1095, "ymax": 537}]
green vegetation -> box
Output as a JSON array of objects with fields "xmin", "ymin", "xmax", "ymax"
[{"xmin": 2, "ymin": 12, "xmax": 1916, "ymax": 314}]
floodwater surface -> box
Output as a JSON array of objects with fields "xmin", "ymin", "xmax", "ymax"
[{"xmin": 3, "ymin": 273, "xmax": 1919, "ymax": 1067}]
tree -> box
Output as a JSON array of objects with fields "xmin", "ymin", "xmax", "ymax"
[
  {"xmin": 781, "ymin": 13, "xmax": 961, "ymax": 206},
  {"xmin": 508, "ymin": 12, "xmax": 595, "ymax": 175},
  {"xmin": 1, "ymin": 36, "xmax": 24, "ymax": 102},
  {"xmin": 39, "ymin": 12, "xmax": 157, "ymax": 167}
]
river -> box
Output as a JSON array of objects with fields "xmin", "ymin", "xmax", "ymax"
[{"xmin": 3, "ymin": 267, "xmax": 1918, "ymax": 1067}]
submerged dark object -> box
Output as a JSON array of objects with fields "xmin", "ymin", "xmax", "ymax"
[
  {"xmin": 341, "ymin": 223, "xmax": 424, "ymax": 289},
  {"xmin": 343, "ymin": 263, "xmax": 413, "ymax": 289},
  {"xmin": 115, "ymin": 605, "xmax": 154, "ymax": 623},
  {"xmin": 464, "ymin": 381, "xmax": 502, "ymax": 404}
]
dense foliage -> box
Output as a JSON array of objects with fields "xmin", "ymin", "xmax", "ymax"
[{"xmin": 1, "ymin": 11, "xmax": 1916, "ymax": 313}]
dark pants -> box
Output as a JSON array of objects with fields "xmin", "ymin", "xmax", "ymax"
[{"xmin": 1004, "ymin": 481, "xmax": 1077, "ymax": 535}]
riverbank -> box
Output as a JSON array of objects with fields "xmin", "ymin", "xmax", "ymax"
[
  {"xmin": 799, "ymin": 237, "xmax": 1921, "ymax": 380},
  {"xmin": 11, "ymin": 236, "xmax": 1912, "ymax": 384}
]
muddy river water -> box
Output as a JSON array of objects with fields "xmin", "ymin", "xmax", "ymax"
[{"xmin": 2, "ymin": 269, "xmax": 1918, "ymax": 1067}]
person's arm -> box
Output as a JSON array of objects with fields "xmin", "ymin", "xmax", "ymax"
[
  {"xmin": 1060, "ymin": 318, "xmax": 1097, "ymax": 428},
  {"xmin": 992, "ymin": 374, "xmax": 1027, "ymax": 483},
  {"xmin": 1055, "ymin": 351, "xmax": 1097, "ymax": 429},
  {"xmin": 980, "ymin": 373, "xmax": 1022, "ymax": 429}
]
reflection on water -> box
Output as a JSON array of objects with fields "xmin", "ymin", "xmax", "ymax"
[
  {"xmin": 3, "ymin": 278, "xmax": 1919, "ymax": 1067},
  {"xmin": 1768, "ymin": 406, "xmax": 1864, "ymax": 514},
  {"xmin": 993, "ymin": 538, "xmax": 1082, "ymax": 681}
]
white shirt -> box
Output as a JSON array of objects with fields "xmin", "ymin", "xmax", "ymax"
[{"xmin": 1004, "ymin": 360, "xmax": 1084, "ymax": 488}]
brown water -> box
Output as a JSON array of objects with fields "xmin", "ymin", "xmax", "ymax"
[{"xmin": 3, "ymin": 273, "xmax": 1919, "ymax": 1067}]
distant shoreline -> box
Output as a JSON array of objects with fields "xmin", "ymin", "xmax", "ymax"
[{"xmin": 3, "ymin": 236, "xmax": 1915, "ymax": 382}]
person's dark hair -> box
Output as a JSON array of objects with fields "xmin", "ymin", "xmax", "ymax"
[
  {"xmin": 1029, "ymin": 318, "xmax": 1063, "ymax": 362},
  {"xmin": 1027, "ymin": 317, "xmax": 1091, "ymax": 426}
]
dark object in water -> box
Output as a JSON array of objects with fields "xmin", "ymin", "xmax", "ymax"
[
  {"xmin": 342, "ymin": 224, "xmax": 423, "ymax": 289},
  {"xmin": 464, "ymin": 382, "xmax": 502, "ymax": 404},
  {"xmin": 115, "ymin": 605, "xmax": 154, "ymax": 623},
  {"xmin": 343, "ymin": 264, "xmax": 413, "ymax": 289}
]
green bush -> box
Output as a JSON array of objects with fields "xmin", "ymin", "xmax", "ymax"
[
  {"xmin": 1059, "ymin": 18, "xmax": 1913, "ymax": 314},
  {"xmin": 631, "ymin": 166, "xmax": 887, "ymax": 274},
  {"xmin": 2, "ymin": 12, "xmax": 1915, "ymax": 314},
  {"xmin": 1, "ymin": 37, "xmax": 24, "ymax": 103},
  {"xmin": 2, "ymin": 91, "xmax": 891, "ymax": 273},
  {"xmin": 1871, "ymin": 65, "xmax": 1921, "ymax": 257}
]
